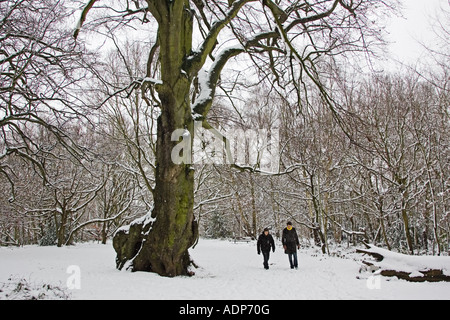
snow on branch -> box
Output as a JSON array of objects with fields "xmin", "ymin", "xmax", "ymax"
[
  {"xmin": 100, "ymin": 77, "xmax": 163, "ymax": 107},
  {"xmin": 140, "ymin": 77, "xmax": 163, "ymax": 86},
  {"xmin": 190, "ymin": 0, "xmax": 347, "ymax": 121},
  {"xmin": 66, "ymin": 197, "xmax": 134, "ymax": 246},
  {"xmin": 187, "ymin": 0, "xmax": 257, "ymax": 75},
  {"xmin": 191, "ymin": 45, "xmax": 244, "ymax": 118}
]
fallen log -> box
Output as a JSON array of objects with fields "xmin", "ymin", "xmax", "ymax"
[{"xmin": 357, "ymin": 243, "xmax": 450, "ymax": 283}]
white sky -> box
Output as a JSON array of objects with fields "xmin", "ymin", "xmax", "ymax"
[{"xmin": 386, "ymin": 0, "xmax": 449, "ymax": 66}]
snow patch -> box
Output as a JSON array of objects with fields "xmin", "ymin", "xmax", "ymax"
[
  {"xmin": 0, "ymin": 276, "xmax": 70, "ymax": 300},
  {"xmin": 191, "ymin": 44, "xmax": 244, "ymax": 113},
  {"xmin": 130, "ymin": 212, "xmax": 156, "ymax": 229},
  {"xmin": 191, "ymin": 68, "xmax": 213, "ymax": 112},
  {"xmin": 141, "ymin": 77, "xmax": 163, "ymax": 85},
  {"xmin": 1, "ymin": 240, "xmax": 449, "ymax": 300}
]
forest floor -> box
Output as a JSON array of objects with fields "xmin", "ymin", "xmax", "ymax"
[{"xmin": 0, "ymin": 239, "xmax": 449, "ymax": 300}]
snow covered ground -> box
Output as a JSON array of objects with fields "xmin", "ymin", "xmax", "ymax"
[{"xmin": 0, "ymin": 239, "xmax": 449, "ymax": 300}]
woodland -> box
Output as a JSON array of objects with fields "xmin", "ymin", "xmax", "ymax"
[{"xmin": 0, "ymin": 0, "xmax": 448, "ymax": 277}]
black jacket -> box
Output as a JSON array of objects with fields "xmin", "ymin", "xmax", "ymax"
[
  {"xmin": 282, "ymin": 227, "xmax": 299, "ymax": 254},
  {"xmin": 257, "ymin": 233, "xmax": 275, "ymax": 254}
]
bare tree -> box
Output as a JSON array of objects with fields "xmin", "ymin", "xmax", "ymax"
[
  {"xmin": 347, "ymin": 71, "xmax": 449, "ymax": 255},
  {"xmin": 1, "ymin": 0, "xmax": 97, "ymax": 200},
  {"xmin": 76, "ymin": 0, "xmax": 398, "ymax": 276}
]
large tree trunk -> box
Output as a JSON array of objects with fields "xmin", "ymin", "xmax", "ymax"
[
  {"xmin": 113, "ymin": 1, "xmax": 199, "ymax": 277},
  {"xmin": 128, "ymin": 109, "xmax": 198, "ymax": 276}
]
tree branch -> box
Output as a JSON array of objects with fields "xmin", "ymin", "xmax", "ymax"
[
  {"xmin": 186, "ymin": 0, "xmax": 257, "ymax": 76},
  {"xmin": 74, "ymin": 0, "xmax": 99, "ymax": 39}
]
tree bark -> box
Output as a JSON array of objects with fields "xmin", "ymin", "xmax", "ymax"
[
  {"xmin": 113, "ymin": 1, "xmax": 199, "ymax": 277},
  {"xmin": 128, "ymin": 103, "xmax": 198, "ymax": 276},
  {"xmin": 400, "ymin": 189, "xmax": 415, "ymax": 255}
]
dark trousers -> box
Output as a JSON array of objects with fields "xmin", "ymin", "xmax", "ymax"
[
  {"xmin": 262, "ymin": 251, "xmax": 270, "ymax": 269},
  {"xmin": 288, "ymin": 252, "xmax": 298, "ymax": 269}
]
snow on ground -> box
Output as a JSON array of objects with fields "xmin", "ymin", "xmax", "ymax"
[{"xmin": 0, "ymin": 239, "xmax": 449, "ymax": 300}]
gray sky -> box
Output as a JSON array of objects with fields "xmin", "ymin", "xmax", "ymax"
[{"xmin": 386, "ymin": 0, "xmax": 448, "ymax": 66}]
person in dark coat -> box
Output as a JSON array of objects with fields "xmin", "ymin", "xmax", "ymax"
[
  {"xmin": 257, "ymin": 228, "xmax": 275, "ymax": 270},
  {"xmin": 282, "ymin": 221, "xmax": 300, "ymax": 269}
]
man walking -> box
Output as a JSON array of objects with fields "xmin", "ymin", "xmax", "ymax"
[
  {"xmin": 257, "ymin": 228, "xmax": 275, "ymax": 270},
  {"xmin": 282, "ymin": 222, "xmax": 300, "ymax": 269}
]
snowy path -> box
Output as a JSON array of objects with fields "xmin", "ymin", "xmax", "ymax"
[{"xmin": 0, "ymin": 239, "xmax": 449, "ymax": 300}]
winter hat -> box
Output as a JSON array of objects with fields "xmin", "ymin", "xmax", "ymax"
[{"xmin": 264, "ymin": 227, "xmax": 269, "ymax": 232}]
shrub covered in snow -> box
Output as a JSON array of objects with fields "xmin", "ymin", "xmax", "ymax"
[{"xmin": 0, "ymin": 277, "xmax": 70, "ymax": 300}]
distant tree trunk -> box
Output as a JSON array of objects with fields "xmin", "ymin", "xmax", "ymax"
[
  {"xmin": 309, "ymin": 174, "xmax": 326, "ymax": 254},
  {"xmin": 230, "ymin": 172, "xmax": 252, "ymax": 237},
  {"xmin": 101, "ymin": 222, "xmax": 107, "ymax": 245},
  {"xmin": 249, "ymin": 174, "xmax": 257, "ymax": 238},
  {"xmin": 380, "ymin": 216, "xmax": 391, "ymax": 251},
  {"xmin": 57, "ymin": 208, "xmax": 68, "ymax": 248},
  {"xmin": 398, "ymin": 181, "xmax": 414, "ymax": 255}
]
